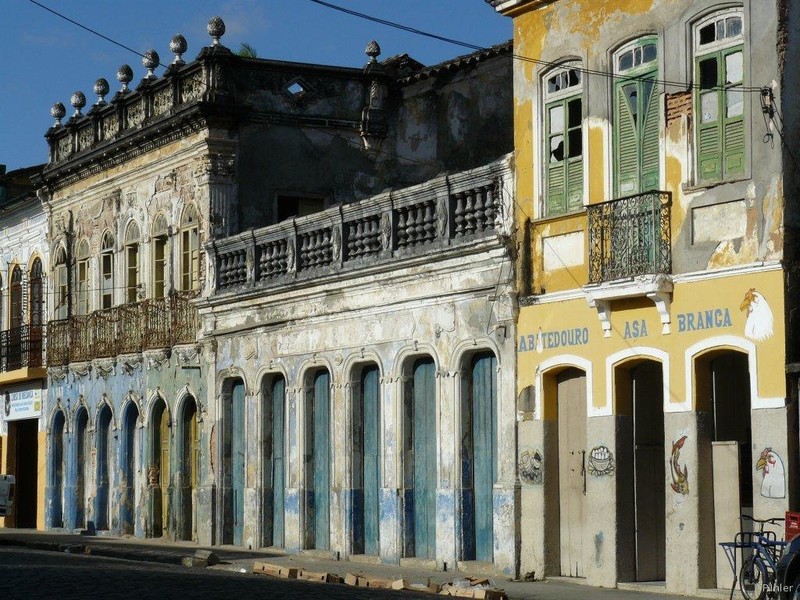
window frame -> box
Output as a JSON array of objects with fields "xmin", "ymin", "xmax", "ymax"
[
  {"xmin": 54, "ymin": 247, "xmax": 69, "ymax": 320},
  {"xmin": 124, "ymin": 222, "xmax": 140, "ymax": 304},
  {"xmin": 179, "ymin": 206, "xmax": 200, "ymax": 293},
  {"xmin": 151, "ymin": 213, "xmax": 168, "ymax": 299},
  {"xmin": 100, "ymin": 232, "xmax": 115, "ymax": 310}
]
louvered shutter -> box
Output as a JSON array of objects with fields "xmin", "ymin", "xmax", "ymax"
[
  {"xmin": 640, "ymin": 78, "xmax": 661, "ymax": 191},
  {"xmin": 546, "ymin": 99, "xmax": 566, "ymax": 216},
  {"xmin": 615, "ymin": 84, "xmax": 640, "ymax": 196},
  {"xmin": 696, "ymin": 54, "xmax": 723, "ymax": 183},
  {"xmin": 566, "ymin": 158, "xmax": 583, "ymax": 212}
]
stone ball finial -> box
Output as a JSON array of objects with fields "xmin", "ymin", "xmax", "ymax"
[
  {"xmin": 170, "ymin": 34, "xmax": 187, "ymax": 65},
  {"xmin": 142, "ymin": 49, "xmax": 160, "ymax": 79},
  {"xmin": 117, "ymin": 64, "xmax": 134, "ymax": 91},
  {"xmin": 93, "ymin": 78, "xmax": 110, "ymax": 106},
  {"xmin": 51, "ymin": 102, "xmax": 66, "ymax": 126},
  {"xmin": 70, "ymin": 91, "xmax": 86, "ymax": 117},
  {"xmin": 365, "ymin": 40, "xmax": 381, "ymax": 63},
  {"xmin": 207, "ymin": 16, "xmax": 226, "ymax": 46}
]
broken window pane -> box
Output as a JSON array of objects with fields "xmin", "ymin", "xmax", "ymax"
[
  {"xmin": 549, "ymin": 104, "xmax": 565, "ymax": 133},
  {"xmin": 624, "ymin": 84, "xmax": 639, "ymax": 123},
  {"xmin": 568, "ymin": 69, "xmax": 581, "ymax": 87},
  {"xmin": 726, "ymin": 51, "xmax": 743, "ymax": 84},
  {"xmin": 726, "ymin": 89, "xmax": 744, "ymax": 118},
  {"xmin": 700, "ymin": 22, "xmax": 716, "ymax": 45},
  {"xmin": 700, "ymin": 57, "xmax": 718, "ymax": 89},
  {"xmin": 568, "ymin": 129, "xmax": 582, "ymax": 158},
  {"xmin": 568, "ymin": 98, "xmax": 582, "ymax": 128},
  {"xmin": 550, "ymin": 135, "xmax": 565, "ymax": 163},
  {"xmin": 701, "ymin": 91, "xmax": 719, "ymax": 122}
]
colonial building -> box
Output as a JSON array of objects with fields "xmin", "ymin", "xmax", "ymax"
[
  {"xmin": 37, "ymin": 13, "xmax": 515, "ymax": 565},
  {"xmin": 488, "ymin": 0, "xmax": 796, "ymax": 594},
  {"xmin": 0, "ymin": 164, "xmax": 48, "ymax": 530}
]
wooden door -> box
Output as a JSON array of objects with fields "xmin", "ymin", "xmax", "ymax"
[
  {"xmin": 96, "ymin": 410, "xmax": 111, "ymax": 531},
  {"xmin": 181, "ymin": 400, "xmax": 198, "ymax": 541},
  {"xmin": 558, "ymin": 369, "xmax": 587, "ymax": 577},
  {"xmin": 271, "ymin": 378, "xmax": 285, "ymax": 547},
  {"xmin": 312, "ymin": 372, "xmax": 331, "ymax": 550},
  {"xmin": 362, "ymin": 366, "xmax": 380, "ymax": 555},
  {"xmin": 633, "ymin": 362, "xmax": 665, "ymax": 581},
  {"xmin": 76, "ymin": 411, "xmax": 87, "ymax": 527},
  {"xmin": 412, "ymin": 359, "xmax": 437, "ymax": 559},
  {"xmin": 159, "ymin": 408, "xmax": 170, "ymax": 533},
  {"xmin": 231, "ymin": 382, "xmax": 246, "ymax": 546}
]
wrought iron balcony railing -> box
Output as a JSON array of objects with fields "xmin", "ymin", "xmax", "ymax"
[
  {"xmin": 46, "ymin": 291, "xmax": 199, "ymax": 367},
  {"xmin": 0, "ymin": 325, "xmax": 43, "ymax": 372},
  {"xmin": 587, "ymin": 191, "xmax": 671, "ymax": 284},
  {"xmin": 211, "ymin": 158, "xmax": 512, "ymax": 293}
]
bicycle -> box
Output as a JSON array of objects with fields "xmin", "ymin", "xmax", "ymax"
[{"xmin": 720, "ymin": 515, "xmax": 787, "ymax": 600}]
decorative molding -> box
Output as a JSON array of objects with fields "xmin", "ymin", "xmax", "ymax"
[
  {"xmin": 93, "ymin": 358, "xmax": 116, "ymax": 379},
  {"xmin": 144, "ymin": 349, "xmax": 171, "ymax": 371},
  {"xmin": 69, "ymin": 362, "xmax": 91, "ymax": 380},
  {"xmin": 118, "ymin": 354, "xmax": 144, "ymax": 375},
  {"xmin": 174, "ymin": 344, "xmax": 201, "ymax": 367}
]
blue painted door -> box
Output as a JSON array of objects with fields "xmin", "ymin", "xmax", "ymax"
[
  {"xmin": 120, "ymin": 406, "xmax": 137, "ymax": 535},
  {"xmin": 353, "ymin": 366, "xmax": 380, "ymax": 555},
  {"xmin": 408, "ymin": 359, "xmax": 436, "ymax": 559},
  {"xmin": 461, "ymin": 353, "xmax": 496, "ymax": 562},
  {"xmin": 271, "ymin": 377, "xmax": 285, "ymax": 547},
  {"xmin": 75, "ymin": 411, "xmax": 88, "ymax": 528},
  {"xmin": 231, "ymin": 382, "xmax": 246, "ymax": 546},
  {"xmin": 312, "ymin": 371, "xmax": 331, "ymax": 550},
  {"xmin": 95, "ymin": 408, "xmax": 111, "ymax": 530}
]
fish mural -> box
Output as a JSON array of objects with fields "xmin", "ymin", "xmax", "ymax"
[{"xmin": 670, "ymin": 435, "xmax": 689, "ymax": 495}]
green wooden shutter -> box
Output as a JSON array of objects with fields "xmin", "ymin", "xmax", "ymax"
[
  {"xmin": 566, "ymin": 158, "xmax": 583, "ymax": 212},
  {"xmin": 640, "ymin": 78, "xmax": 661, "ymax": 191},
  {"xmin": 696, "ymin": 54, "xmax": 723, "ymax": 183},
  {"xmin": 546, "ymin": 99, "xmax": 566, "ymax": 215},
  {"xmin": 615, "ymin": 84, "xmax": 640, "ymax": 195}
]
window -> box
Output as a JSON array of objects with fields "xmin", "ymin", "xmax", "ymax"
[
  {"xmin": 76, "ymin": 240, "xmax": 89, "ymax": 316},
  {"xmin": 9, "ymin": 267, "xmax": 22, "ymax": 330},
  {"xmin": 180, "ymin": 205, "xmax": 199, "ymax": 292},
  {"xmin": 100, "ymin": 233, "xmax": 114, "ymax": 310},
  {"xmin": 29, "ymin": 258, "xmax": 43, "ymax": 328},
  {"xmin": 124, "ymin": 223, "xmax": 140, "ymax": 303},
  {"xmin": 614, "ymin": 37, "xmax": 660, "ymax": 196},
  {"xmin": 543, "ymin": 65, "xmax": 584, "ymax": 216},
  {"xmin": 694, "ymin": 9, "xmax": 745, "ymax": 184},
  {"xmin": 276, "ymin": 195, "xmax": 325, "ymax": 222},
  {"xmin": 54, "ymin": 248, "xmax": 68, "ymax": 320},
  {"xmin": 151, "ymin": 214, "xmax": 168, "ymax": 299}
]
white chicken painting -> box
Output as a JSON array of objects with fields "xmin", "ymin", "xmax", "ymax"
[
  {"xmin": 740, "ymin": 288, "xmax": 774, "ymax": 342},
  {"xmin": 756, "ymin": 447, "xmax": 785, "ymax": 499}
]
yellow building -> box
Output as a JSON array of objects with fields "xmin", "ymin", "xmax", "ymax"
[
  {"xmin": 488, "ymin": 0, "xmax": 794, "ymax": 594},
  {"xmin": 0, "ymin": 165, "xmax": 48, "ymax": 530}
]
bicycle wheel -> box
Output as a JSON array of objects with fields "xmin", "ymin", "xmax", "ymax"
[{"xmin": 739, "ymin": 555, "xmax": 768, "ymax": 600}]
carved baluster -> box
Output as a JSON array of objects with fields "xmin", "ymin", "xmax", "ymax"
[
  {"xmin": 396, "ymin": 208, "xmax": 407, "ymax": 247},
  {"xmin": 484, "ymin": 186, "xmax": 496, "ymax": 230},
  {"xmin": 474, "ymin": 187, "xmax": 485, "ymax": 232},
  {"xmin": 423, "ymin": 201, "xmax": 436, "ymax": 241},
  {"xmin": 454, "ymin": 192, "xmax": 466, "ymax": 237},
  {"xmin": 355, "ymin": 220, "xmax": 364, "ymax": 257},
  {"xmin": 370, "ymin": 217, "xmax": 380, "ymax": 252},
  {"xmin": 464, "ymin": 190, "xmax": 476, "ymax": 234}
]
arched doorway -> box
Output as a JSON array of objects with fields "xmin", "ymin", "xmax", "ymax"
[
  {"xmin": 262, "ymin": 375, "xmax": 286, "ymax": 548},
  {"xmin": 403, "ymin": 357, "xmax": 437, "ymax": 560},
  {"xmin": 460, "ymin": 352, "xmax": 497, "ymax": 563},
  {"xmin": 617, "ymin": 359, "xmax": 666, "ymax": 582},
  {"xmin": 50, "ymin": 411, "xmax": 65, "ymax": 528},
  {"xmin": 695, "ymin": 350, "xmax": 753, "ymax": 586},
  {"xmin": 75, "ymin": 407, "xmax": 89, "ymax": 528},
  {"xmin": 120, "ymin": 402, "xmax": 139, "ymax": 534},
  {"xmin": 150, "ymin": 398, "xmax": 170, "ymax": 537},
  {"xmin": 554, "ymin": 367, "xmax": 588, "ymax": 577},
  {"xmin": 222, "ymin": 379, "xmax": 246, "ymax": 546},
  {"xmin": 303, "ymin": 369, "xmax": 331, "ymax": 550},
  {"xmin": 178, "ymin": 395, "xmax": 198, "ymax": 541},
  {"xmin": 95, "ymin": 404, "xmax": 113, "ymax": 531},
  {"xmin": 352, "ymin": 364, "xmax": 380, "ymax": 556}
]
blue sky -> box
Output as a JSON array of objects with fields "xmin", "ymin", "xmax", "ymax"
[{"xmin": 0, "ymin": 0, "xmax": 511, "ymax": 171}]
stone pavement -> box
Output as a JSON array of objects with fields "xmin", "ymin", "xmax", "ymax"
[{"xmin": 0, "ymin": 529, "xmax": 722, "ymax": 600}]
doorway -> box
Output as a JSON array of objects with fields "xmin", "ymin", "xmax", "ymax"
[
  {"xmin": 352, "ymin": 365, "xmax": 380, "ymax": 556},
  {"xmin": 222, "ymin": 380, "xmax": 246, "ymax": 546},
  {"xmin": 10, "ymin": 418, "xmax": 39, "ymax": 528},
  {"xmin": 50, "ymin": 413, "xmax": 65, "ymax": 528},
  {"xmin": 75, "ymin": 408, "xmax": 88, "ymax": 528},
  {"xmin": 262, "ymin": 376, "xmax": 285, "ymax": 548},
  {"xmin": 557, "ymin": 368, "xmax": 587, "ymax": 577},
  {"xmin": 120, "ymin": 403, "xmax": 138, "ymax": 535},
  {"xmin": 178, "ymin": 396, "xmax": 198, "ymax": 541},
  {"xmin": 95, "ymin": 405, "xmax": 113, "ymax": 531},
  {"xmin": 304, "ymin": 370, "xmax": 331, "ymax": 550},
  {"xmin": 150, "ymin": 398, "xmax": 169, "ymax": 537}
]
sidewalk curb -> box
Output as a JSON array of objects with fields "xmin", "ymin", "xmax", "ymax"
[{"xmin": 0, "ymin": 537, "xmax": 185, "ymax": 566}]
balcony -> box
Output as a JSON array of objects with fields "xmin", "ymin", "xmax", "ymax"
[
  {"xmin": 46, "ymin": 291, "xmax": 199, "ymax": 367},
  {"xmin": 0, "ymin": 325, "xmax": 43, "ymax": 373},
  {"xmin": 211, "ymin": 158, "xmax": 512, "ymax": 295},
  {"xmin": 587, "ymin": 191, "xmax": 672, "ymax": 284}
]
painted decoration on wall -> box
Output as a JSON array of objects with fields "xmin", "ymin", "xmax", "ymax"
[
  {"xmin": 587, "ymin": 446, "xmax": 615, "ymax": 477},
  {"xmin": 756, "ymin": 447, "xmax": 785, "ymax": 499},
  {"xmin": 519, "ymin": 449, "xmax": 543, "ymax": 485},
  {"xmin": 741, "ymin": 288, "xmax": 774, "ymax": 342},
  {"xmin": 669, "ymin": 435, "xmax": 689, "ymax": 495}
]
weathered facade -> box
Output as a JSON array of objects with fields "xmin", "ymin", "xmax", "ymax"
[
  {"xmin": 0, "ymin": 164, "xmax": 48, "ymax": 530},
  {"xmin": 488, "ymin": 0, "xmax": 798, "ymax": 594},
  {"xmin": 37, "ymin": 13, "xmax": 515, "ymax": 568}
]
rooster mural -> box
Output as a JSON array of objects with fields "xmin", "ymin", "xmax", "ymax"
[
  {"xmin": 670, "ymin": 435, "xmax": 689, "ymax": 495},
  {"xmin": 756, "ymin": 447, "xmax": 785, "ymax": 499},
  {"xmin": 740, "ymin": 288, "xmax": 774, "ymax": 342}
]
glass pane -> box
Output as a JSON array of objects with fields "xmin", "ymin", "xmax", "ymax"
[
  {"xmin": 568, "ymin": 98, "xmax": 582, "ymax": 128},
  {"xmin": 716, "ymin": 20, "xmax": 725, "ymax": 41},
  {"xmin": 549, "ymin": 104, "xmax": 565, "ymax": 133},
  {"xmin": 550, "ymin": 135, "xmax": 564, "ymax": 163},
  {"xmin": 643, "ymin": 43, "xmax": 657, "ymax": 64},
  {"xmin": 547, "ymin": 74, "xmax": 558, "ymax": 94},
  {"xmin": 726, "ymin": 51, "xmax": 743, "ymax": 84},
  {"xmin": 568, "ymin": 69, "xmax": 581, "ymax": 86},
  {"xmin": 699, "ymin": 23, "xmax": 716, "ymax": 45},
  {"xmin": 701, "ymin": 91, "xmax": 719, "ymax": 122},
  {"xmin": 619, "ymin": 50, "xmax": 633, "ymax": 72},
  {"xmin": 624, "ymin": 84, "xmax": 639, "ymax": 122},
  {"xmin": 726, "ymin": 17, "xmax": 742, "ymax": 38},
  {"xmin": 726, "ymin": 89, "xmax": 744, "ymax": 118},
  {"xmin": 699, "ymin": 57, "xmax": 718, "ymax": 89},
  {"xmin": 633, "ymin": 47, "xmax": 642, "ymax": 67},
  {"xmin": 568, "ymin": 129, "xmax": 583, "ymax": 158}
]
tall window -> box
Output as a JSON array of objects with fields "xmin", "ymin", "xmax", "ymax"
[
  {"xmin": 100, "ymin": 233, "xmax": 115, "ymax": 310},
  {"xmin": 29, "ymin": 258, "xmax": 43, "ymax": 328},
  {"xmin": 125, "ymin": 223, "xmax": 140, "ymax": 304},
  {"xmin": 152, "ymin": 214, "xmax": 168, "ymax": 299},
  {"xmin": 76, "ymin": 240, "xmax": 90, "ymax": 316},
  {"xmin": 180, "ymin": 205, "xmax": 199, "ymax": 292},
  {"xmin": 544, "ymin": 65, "xmax": 584, "ymax": 216},
  {"xmin": 9, "ymin": 266, "xmax": 22, "ymax": 330},
  {"xmin": 54, "ymin": 248, "xmax": 68, "ymax": 320},
  {"xmin": 695, "ymin": 9, "xmax": 745, "ymax": 184},
  {"xmin": 614, "ymin": 37, "xmax": 660, "ymax": 196}
]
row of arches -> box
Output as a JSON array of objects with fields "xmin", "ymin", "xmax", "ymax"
[
  {"xmin": 542, "ymin": 346, "xmax": 751, "ymax": 585},
  {"xmin": 219, "ymin": 349, "xmax": 498, "ymax": 563},
  {"xmin": 48, "ymin": 394, "xmax": 200, "ymax": 540}
]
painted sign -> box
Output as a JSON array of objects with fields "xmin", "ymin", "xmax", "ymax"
[
  {"xmin": 676, "ymin": 308, "xmax": 733, "ymax": 333},
  {"xmin": 2, "ymin": 384, "xmax": 43, "ymax": 422},
  {"xmin": 518, "ymin": 327, "xmax": 590, "ymax": 353},
  {"xmin": 623, "ymin": 320, "xmax": 648, "ymax": 340},
  {"xmin": 756, "ymin": 447, "xmax": 785, "ymax": 499}
]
